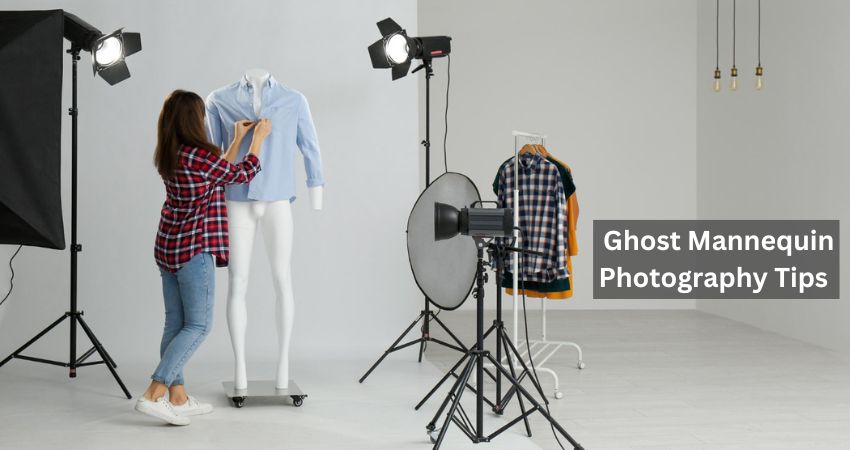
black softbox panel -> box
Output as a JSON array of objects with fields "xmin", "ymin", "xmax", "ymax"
[{"xmin": 0, "ymin": 10, "xmax": 65, "ymax": 249}]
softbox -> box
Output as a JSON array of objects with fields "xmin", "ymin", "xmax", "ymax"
[{"xmin": 0, "ymin": 10, "xmax": 66, "ymax": 249}]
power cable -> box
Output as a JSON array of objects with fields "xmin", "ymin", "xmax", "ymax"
[{"xmin": 0, "ymin": 245, "xmax": 23, "ymax": 308}]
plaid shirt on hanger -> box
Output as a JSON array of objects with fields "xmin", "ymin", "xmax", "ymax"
[
  {"xmin": 496, "ymin": 152, "xmax": 568, "ymax": 282},
  {"xmin": 154, "ymin": 146, "xmax": 261, "ymax": 272}
]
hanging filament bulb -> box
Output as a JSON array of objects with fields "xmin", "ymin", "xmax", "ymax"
[
  {"xmin": 713, "ymin": 0, "xmax": 721, "ymax": 93},
  {"xmin": 714, "ymin": 68, "xmax": 722, "ymax": 92},
  {"xmin": 730, "ymin": 0, "xmax": 737, "ymax": 92},
  {"xmin": 730, "ymin": 67, "xmax": 738, "ymax": 91},
  {"xmin": 756, "ymin": 0, "xmax": 763, "ymax": 91}
]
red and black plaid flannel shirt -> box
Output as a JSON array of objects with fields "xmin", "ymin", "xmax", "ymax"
[{"xmin": 154, "ymin": 146, "xmax": 261, "ymax": 272}]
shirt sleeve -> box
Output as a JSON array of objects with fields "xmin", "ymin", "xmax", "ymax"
[
  {"xmin": 495, "ymin": 164, "xmax": 506, "ymax": 207},
  {"xmin": 493, "ymin": 159, "xmax": 505, "ymax": 196},
  {"xmin": 296, "ymin": 94, "xmax": 324, "ymax": 188},
  {"xmin": 205, "ymin": 95, "xmax": 225, "ymax": 149},
  {"xmin": 186, "ymin": 147, "xmax": 261, "ymax": 186},
  {"xmin": 554, "ymin": 172, "xmax": 569, "ymax": 266}
]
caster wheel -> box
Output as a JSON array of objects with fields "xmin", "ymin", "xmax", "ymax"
[
  {"xmin": 554, "ymin": 390, "xmax": 564, "ymax": 400},
  {"xmin": 578, "ymin": 361, "xmax": 586, "ymax": 370},
  {"xmin": 232, "ymin": 396, "xmax": 246, "ymax": 408},
  {"xmin": 291, "ymin": 396, "xmax": 304, "ymax": 407}
]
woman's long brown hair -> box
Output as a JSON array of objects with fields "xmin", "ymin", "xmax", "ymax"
[{"xmin": 154, "ymin": 90, "xmax": 222, "ymax": 178}]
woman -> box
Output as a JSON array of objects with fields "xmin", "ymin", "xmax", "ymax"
[{"xmin": 135, "ymin": 90, "xmax": 271, "ymax": 425}]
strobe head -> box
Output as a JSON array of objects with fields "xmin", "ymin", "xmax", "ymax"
[
  {"xmin": 62, "ymin": 12, "xmax": 142, "ymax": 85},
  {"xmin": 435, "ymin": 203, "xmax": 514, "ymax": 241},
  {"xmin": 368, "ymin": 17, "xmax": 451, "ymax": 80}
]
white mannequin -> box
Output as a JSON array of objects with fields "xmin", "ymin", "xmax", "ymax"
[{"xmin": 226, "ymin": 68, "xmax": 323, "ymax": 390}]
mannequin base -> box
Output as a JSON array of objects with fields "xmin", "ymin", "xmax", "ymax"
[{"xmin": 222, "ymin": 380, "xmax": 307, "ymax": 408}]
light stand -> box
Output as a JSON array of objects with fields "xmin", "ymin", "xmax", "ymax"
[
  {"xmin": 359, "ymin": 58, "xmax": 468, "ymax": 383},
  {"xmin": 0, "ymin": 47, "xmax": 131, "ymax": 399},
  {"xmin": 424, "ymin": 239, "xmax": 583, "ymax": 450}
]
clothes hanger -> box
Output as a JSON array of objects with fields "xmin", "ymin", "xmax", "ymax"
[
  {"xmin": 534, "ymin": 144, "xmax": 551, "ymax": 157},
  {"xmin": 519, "ymin": 143, "xmax": 538, "ymax": 155}
]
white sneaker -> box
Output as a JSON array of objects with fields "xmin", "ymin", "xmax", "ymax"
[
  {"xmin": 134, "ymin": 397, "xmax": 190, "ymax": 426},
  {"xmin": 171, "ymin": 396, "xmax": 214, "ymax": 416}
]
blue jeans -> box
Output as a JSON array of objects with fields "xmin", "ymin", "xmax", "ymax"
[{"xmin": 152, "ymin": 252, "xmax": 215, "ymax": 386}]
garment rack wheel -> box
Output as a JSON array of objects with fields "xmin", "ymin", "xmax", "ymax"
[
  {"xmin": 231, "ymin": 396, "xmax": 246, "ymax": 408},
  {"xmin": 291, "ymin": 395, "xmax": 305, "ymax": 407}
]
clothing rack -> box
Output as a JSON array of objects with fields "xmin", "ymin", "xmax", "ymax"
[{"xmin": 502, "ymin": 130, "xmax": 585, "ymax": 400}]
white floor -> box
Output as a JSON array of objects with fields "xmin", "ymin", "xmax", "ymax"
[
  {"xmin": 3, "ymin": 310, "xmax": 850, "ymax": 450},
  {"xmin": 428, "ymin": 309, "xmax": 850, "ymax": 450},
  {"xmin": 0, "ymin": 350, "xmax": 538, "ymax": 450}
]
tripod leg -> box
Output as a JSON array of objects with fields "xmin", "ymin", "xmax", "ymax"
[
  {"xmin": 503, "ymin": 332, "xmax": 549, "ymax": 402},
  {"xmin": 500, "ymin": 332, "xmax": 532, "ymax": 437},
  {"xmin": 430, "ymin": 312, "xmax": 468, "ymax": 351},
  {"xmin": 486, "ymin": 353, "xmax": 584, "ymax": 450},
  {"xmin": 359, "ymin": 312, "xmax": 425, "ymax": 383},
  {"xmin": 77, "ymin": 317, "xmax": 132, "ymax": 399},
  {"xmin": 0, "ymin": 314, "xmax": 68, "ymax": 367},
  {"xmin": 83, "ymin": 325, "xmax": 117, "ymax": 368},
  {"xmin": 433, "ymin": 355, "xmax": 476, "ymax": 450},
  {"xmin": 416, "ymin": 350, "xmax": 468, "ymax": 410},
  {"xmin": 426, "ymin": 354, "xmax": 474, "ymax": 431},
  {"xmin": 427, "ymin": 338, "xmax": 465, "ymax": 354},
  {"xmin": 418, "ymin": 339, "xmax": 426, "ymax": 363}
]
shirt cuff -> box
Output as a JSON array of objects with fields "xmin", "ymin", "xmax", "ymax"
[
  {"xmin": 306, "ymin": 179, "xmax": 324, "ymax": 188},
  {"xmin": 245, "ymin": 153, "xmax": 261, "ymax": 169}
]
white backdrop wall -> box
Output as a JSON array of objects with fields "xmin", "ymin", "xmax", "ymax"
[
  {"xmin": 696, "ymin": 0, "xmax": 850, "ymax": 353},
  {"xmin": 418, "ymin": 0, "xmax": 698, "ymax": 310},
  {"xmin": 0, "ymin": 0, "xmax": 421, "ymax": 365}
]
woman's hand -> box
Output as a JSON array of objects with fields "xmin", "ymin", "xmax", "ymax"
[
  {"xmin": 222, "ymin": 120, "xmax": 256, "ymax": 163},
  {"xmin": 249, "ymin": 118, "xmax": 272, "ymax": 156},
  {"xmin": 233, "ymin": 120, "xmax": 255, "ymax": 141},
  {"xmin": 253, "ymin": 118, "xmax": 272, "ymax": 142}
]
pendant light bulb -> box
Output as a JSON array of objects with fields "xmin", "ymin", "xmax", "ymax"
[
  {"xmin": 730, "ymin": 67, "xmax": 738, "ymax": 91},
  {"xmin": 755, "ymin": 65, "xmax": 763, "ymax": 90},
  {"xmin": 714, "ymin": 69, "xmax": 722, "ymax": 92}
]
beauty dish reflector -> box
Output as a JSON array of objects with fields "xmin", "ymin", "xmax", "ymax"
[{"xmin": 407, "ymin": 173, "xmax": 480, "ymax": 310}]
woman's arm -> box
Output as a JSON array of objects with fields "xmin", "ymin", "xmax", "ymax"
[
  {"xmin": 223, "ymin": 120, "xmax": 255, "ymax": 163},
  {"xmin": 187, "ymin": 119, "xmax": 271, "ymax": 185},
  {"xmin": 188, "ymin": 147, "xmax": 261, "ymax": 185}
]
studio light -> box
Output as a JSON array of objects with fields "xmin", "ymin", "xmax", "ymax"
[
  {"xmin": 360, "ymin": 18, "xmax": 460, "ymax": 385},
  {"xmin": 63, "ymin": 13, "xmax": 142, "ymax": 85},
  {"xmin": 368, "ymin": 17, "xmax": 451, "ymax": 80},
  {"xmin": 434, "ymin": 202, "xmax": 514, "ymax": 241},
  {"xmin": 0, "ymin": 10, "xmax": 138, "ymax": 400}
]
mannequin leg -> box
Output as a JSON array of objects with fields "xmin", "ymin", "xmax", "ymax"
[
  {"xmin": 226, "ymin": 201, "xmax": 261, "ymax": 390},
  {"xmin": 261, "ymin": 201, "xmax": 295, "ymax": 389}
]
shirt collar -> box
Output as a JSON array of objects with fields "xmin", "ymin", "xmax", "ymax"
[
  {"xmin": 519, "ymin": 152, "xmax": 543, "ymax": 174},
  {"xmin": 239, "ymin": 74, "xmax": 277, "ymax": 90}
]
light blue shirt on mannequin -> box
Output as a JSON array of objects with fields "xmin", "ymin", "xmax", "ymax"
[{"xmin": 205, "ymin": 76, "xmax": 324, "ymax": 202}]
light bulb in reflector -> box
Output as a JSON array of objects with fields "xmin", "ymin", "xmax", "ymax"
[
  {"xmin": 385, "ymin": 34, "xmax": 409, "ymax": 64},
  {"xmin": 95, "ymin": 36, "xmax": 123, "ymax": 66}
]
